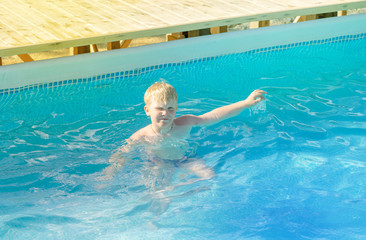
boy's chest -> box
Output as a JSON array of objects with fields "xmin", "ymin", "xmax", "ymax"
[
  {"xmin": 170, "ymin": 124, "xmax": 191, "ymax": 138},
  {"xmin": 147, "ymin": 137, "xmax": 190, "ymax": 160}
]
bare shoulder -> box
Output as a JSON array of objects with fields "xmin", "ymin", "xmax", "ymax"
[
  {"xmin": 174, "ymin": 114, "xmax": 202, "ymax": 126},
  {"xmin": 129, "ymin": 126, "xmax": 150, "ymax": 142}
]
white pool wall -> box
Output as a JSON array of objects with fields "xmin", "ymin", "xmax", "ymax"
[{"xmin": 0, "ymin": 13, "xmax": 365, "ymax": 90}]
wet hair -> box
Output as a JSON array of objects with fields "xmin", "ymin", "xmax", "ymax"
[{"xmin": 144, "ymin": 82, "xmax": 177, "ymax": 106}]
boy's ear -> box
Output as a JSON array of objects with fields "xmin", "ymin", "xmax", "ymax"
[{"xmin": 144, "ymin": 105, "xmax": 150, "ymax": 116}]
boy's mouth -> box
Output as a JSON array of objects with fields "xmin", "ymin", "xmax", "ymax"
[{"xmin": 160, "ymin": 117, "xmax": 171, "ymax": 122}]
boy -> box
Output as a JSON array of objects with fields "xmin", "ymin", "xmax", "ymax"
[{"xmin": 103, "ymin": 82, "xmax": 266, "ymax": 184}]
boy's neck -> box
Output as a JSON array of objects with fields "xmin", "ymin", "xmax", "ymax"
[{"xmin": 151, "ymin": 123, "xmax": 174, "ymax": 135}]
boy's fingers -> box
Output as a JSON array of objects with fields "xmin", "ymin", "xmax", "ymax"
[
  {"xmin": 255, "ymin": 96, "xmax": 265, "ymax": 102},
  {"xmin": 256, "ymin": 90, "xmax": 267, "ymax": 94},
  {"xmin": 250, "ymin": 90, "xmax": 267, "ymax": 103}
]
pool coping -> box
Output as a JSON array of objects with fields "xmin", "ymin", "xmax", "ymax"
[{"xmin": 0, "ymin": 13, "xmax": 365, "ymax": 93}]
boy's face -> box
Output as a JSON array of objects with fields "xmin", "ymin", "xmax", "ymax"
[{"xmin": 144, "ymin": 99, "xmax": 177, "ymax": 128}]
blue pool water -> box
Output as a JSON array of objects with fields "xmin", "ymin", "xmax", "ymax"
[{"xmin": 1, "ymin": 36, "xmax": 366, "ymax": 239}]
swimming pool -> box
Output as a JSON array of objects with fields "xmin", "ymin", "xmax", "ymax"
[{"xmin": 1, "ymin": 14, "xmax": 366, "ymax": 239}]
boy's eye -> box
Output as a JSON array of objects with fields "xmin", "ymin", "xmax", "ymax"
[{"xmin": 154, "ymin": 106, "xmax": 176, "ymax": 112}]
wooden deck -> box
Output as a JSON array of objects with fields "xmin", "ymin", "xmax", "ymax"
[{"xmin": 1, "ymin": 0, "xmax": 366, "ymax": 64}]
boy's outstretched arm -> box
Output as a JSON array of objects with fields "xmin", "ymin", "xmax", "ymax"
[{"xmin": 176, "ymin": 90, "xmax": 267, "ymax": 126}]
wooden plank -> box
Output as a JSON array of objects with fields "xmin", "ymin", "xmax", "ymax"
[
  {"xmin": 73, "ymin": 46, "xmax": 91, "ymax": 55},
  {"xmin": 18, "ymin": 54, "xmax": 34, "ymax": 62},
  {"xmin": 166, "ymin": 32, "xmax": 185, "ymax": 41},
  {"xmin": 6, "ymin": 0, "xmax": 86, "ymax": 40},
  {"xmin": 222, "ymin": 0, "xmax": 283, "ymax": 13},
  {"xmin": 338, "ymin": 10, "xmax": 348, "ymax": 16},
  {"xmin": 107, "ymin": 41, "xmax": 121, "ymax": 50},
  {"xmin": 107, "ymin": 0, "xmax": 175, "ymax": 27},
  {"xmin": 188, "ymin": 30, "xmax": 200, "ymax": 38},
  {"xmin": 123, "ymin": 0, "xmax": 192, "ymax": 25},
  {"xmin": 92, "ymin": 44, "xmax": 99, "ymax": 52},
  {"xmin": 0, "ymin": 3, "xmax": 45, "ymax": 45},
  {"xmin": 178, "ymin": 0, "xmax": 251, "ymax": 18},
  {"xmin": 11, "ymin": 0, "xmax": 83, "ymax": 38},
  {"xmin": 48, "ymin": 0, "xmax": 117, "ymax": 35},
  {"xmin": 0, "ymin": 18, "xmax": 39, "ymax": 47},
  {"xmin": 250, "ymin": 20, "xmax": 270, "ymax": 28},
  {"xmin": 64, "ymin": 0, "xmax": 145, "ymax": 31},
  {"xmin": 146, "ymin": 0, "xmax": 214, "ymax": 21},
  {"xmin": 121, "ymin": 39, "xmax": 132, "ymax": 48},
  {"xmin": 295, "ymin": 12, "xmax": 337, "ymax": 23},
  {"xmin": 97, "ymin": 0, "xmax": 162, "ymax": 27},
  {"xmin": 211, "ymin": 26, "xmax": 228, "ymax": 34},
  {"xmin": 294, "ymin": 15, "xmax": 317, "ymax": 23},
  {"xmin": 0, "ymin": 1, "xmax": 61, "ymax": 41},
  {"xmin": 317, "ymin": 12, "xmax": 338, "ymax": 18},
  {"xmin": 259, "ymin": 20, "xmax": 270, "ymax": 27},
  {"xmin": 0, "ymin": 0, "xmax": 365, "ymax": 58}
]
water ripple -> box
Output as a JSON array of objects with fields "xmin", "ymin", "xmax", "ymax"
[
  {"xmin": 291, "ymin": 120, "xmax": 327, "ymax": 133},
  {"xmin": 278, "ymin": 131, "xmax": 294, "ymax": 141},
  {"xmin": 287, "ymin": 152, "xmax": 328, "ymax": 170},
  {"xmin": 1, "ymin": 36, "xmax": 366, "ymax": 240}
]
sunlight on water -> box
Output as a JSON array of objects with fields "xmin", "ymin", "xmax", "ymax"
[{"xmin": 0, "ymin": 37, "xmax": 366, "ymax": 239}]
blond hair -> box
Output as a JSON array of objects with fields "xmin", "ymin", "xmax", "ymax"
[{"xmin": 144, "ymin": 82, "xmax": 177, "ymax": 106}]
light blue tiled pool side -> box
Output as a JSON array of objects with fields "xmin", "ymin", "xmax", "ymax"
[{"xmin": 1, "ymin": 33, "xmax": 365, "ymax": 96}]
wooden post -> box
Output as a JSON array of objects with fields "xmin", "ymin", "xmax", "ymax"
[
  {"xmin": 294, "ymin": 14, "xmax": 317, "ymax": 23},
  {"xmin": 167, "ymin": 26, "xmax": 225, "ymax": 41},
  {"xmin": 317, "ymin": 12, "xmax": 337, "ymax": 19},
  {"xmin": 120, "ymin": 39, "xmax": 132, "ymax": 48},
  {"xmin": 107, "ymin": 41, "xmax": 120, "ymax": 50},
  {"xmin": 338, "ymin": 10, "xmax": 347, "ymax": 16},
  {"xmin": 188, "ymin": 30, "xmax": 200, "ymax": 38},
  {"xmin": 259, "ymin": 20, "xmax": 270, "ymax": 27},
  {"xmin": 167, "ymin": 32, "xmax": 183, "ymax": 41},
  {"xmin": 168, "ymin": 32, "xmax": 188, "ymax": 41},
  {"xmin": 18, "ymin": 54, "xmax": 34, "ymax": 62},
  {"xmin": 0, "ymin": 57, "xmax": 2, "ymax": 66},
  {"xmin": 198, "ymin": 28, "xmax": 210, "ymax": 36},
  {"xmin": 250, "ymin": 20, "xmax": 270, "ymax": 29},
  {"xmin": 211, "ymin": 26, "xmax": 228, "ymax": 34},
  {"xmin": 92, "ymin": 44, "xmax": 99, "ymax": 52},
  {"xmin": 73, "ymin": 45, "xmax": 90, "ymax": 55},
  {"xmin": 294, "ymin": 12, "xmax": 337, "ymax": 23}
]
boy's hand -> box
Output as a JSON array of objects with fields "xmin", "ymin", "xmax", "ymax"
[{"xmin": 245, "ymin": 89, "xmax": 267, "ymax": 106}]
